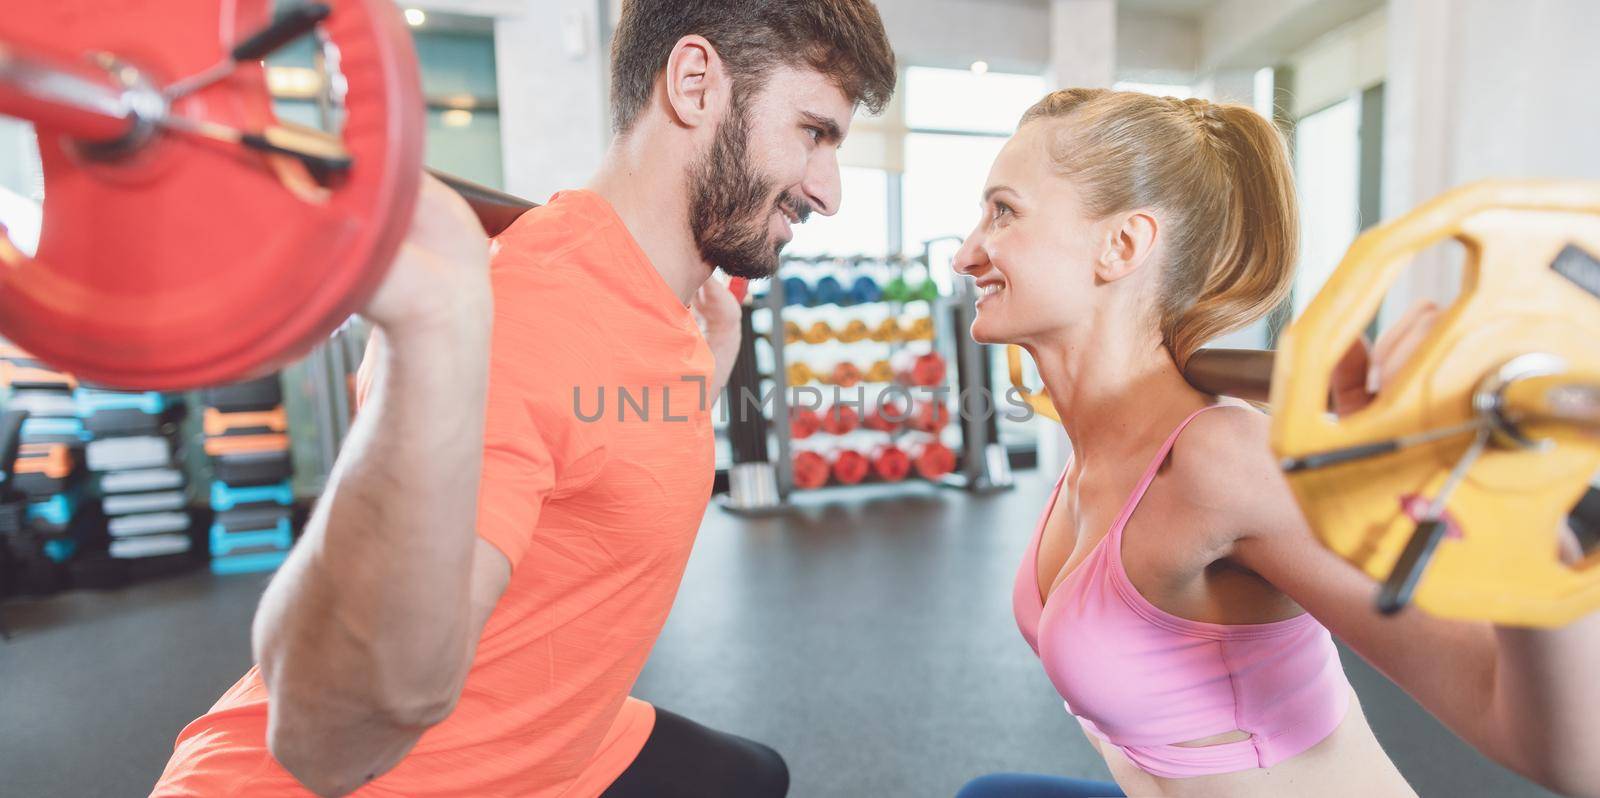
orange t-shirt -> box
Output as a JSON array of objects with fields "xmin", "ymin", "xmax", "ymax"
[{"xmin": 153, "ymin": 191, "xmax": 717, "ymax": 797}]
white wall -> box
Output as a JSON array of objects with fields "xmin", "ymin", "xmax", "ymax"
[
  {"xmin": 1286, "ymin": 7, "xmax": 1385, "ymax": 118},
  {"xmin": 873, "ymin": 0, "xmax": 1051, "ymax": 75},
  {"xmin": 433, "ymin": 0, "xmax": 1072, "ymax": 198},
  {"xmin": 1051, "ymin": 0, "xmax": 1117, "ymax": 88},
  {"xmin": 405, "ymin": 0, "xmax": 610, "ymax": 201},
  {"xmin": 1199, "ymin": 0, "xmax": 1383, "ymax": 72},
  {"xmin": 1379, "ymin": 0, "xmax": 1600, "ymax": 322},
  {"xmin": 492, "ymin": 0, "xmax": 609, "ymax": 201},
  {"xmin": 1117, "ymin": 11, "xmax": 1199, "ymax": 84}
]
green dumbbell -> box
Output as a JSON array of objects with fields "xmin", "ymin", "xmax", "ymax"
[{"xmin": 882, "ymin": 275, "xmax": 911, "ymax": 303}]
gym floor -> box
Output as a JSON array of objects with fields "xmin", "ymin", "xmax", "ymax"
[{"xmin": 0, "ymin": 467, "xmax": 1559, "ymax": 798}]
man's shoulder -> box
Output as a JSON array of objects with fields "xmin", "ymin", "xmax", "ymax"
[{"xmin": 492, "ymin": 191, "xmax": 615, "ymax": 268}]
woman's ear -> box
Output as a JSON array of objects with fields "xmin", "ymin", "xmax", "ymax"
[
  {"xmin": 1093, "ymin": 210, "xmax": 1159, "ymax": 283},
  {"xmin": 663, "ymin": 34, "xmax": 726, "ymax": 129}
]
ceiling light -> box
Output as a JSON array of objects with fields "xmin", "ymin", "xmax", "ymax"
[
  {"xmin": 970, "ymin": 60, "xmax": 989, "ymax": 75},
  {"xmin": 404, "ymin": 8, "xmax": 426, "ymax": 26},
  {"xmin": 441, "ymin": 109, "xmax": 473, "ymax": 128}
]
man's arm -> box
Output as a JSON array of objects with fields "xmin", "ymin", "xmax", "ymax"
[{"xmin": 251, "ymin": 177, "xmax": 509, "ymax": 797}]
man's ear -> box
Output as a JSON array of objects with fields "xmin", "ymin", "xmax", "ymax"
[
  {"xmin": 663, "ymin": 34, "xmax": 727, "ymax": 129},
  {"xmin": 1093, "ymin": 210, "xmax": 1159, "ymax": 283}
]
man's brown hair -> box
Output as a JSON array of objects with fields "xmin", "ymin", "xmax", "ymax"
[{"xmin": 608, "ymin": 0, "xmax": 897, "ymax": 134}]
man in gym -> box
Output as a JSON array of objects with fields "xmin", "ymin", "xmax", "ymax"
[{"xmin": 152, "ymin": 2, "xmax": 895, "ymax": 796}]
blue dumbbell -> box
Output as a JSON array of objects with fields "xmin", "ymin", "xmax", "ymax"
[
  {"xmin": 811, "ymin": 275, "xmax": 845, "ymax": 307},
  {"xmin": 848, "ymin": 275, "xmax": 883, "ymax": 305},
  {"xmin": 782, "ymin": 276, "xmax": 811, "ymax": 307}
]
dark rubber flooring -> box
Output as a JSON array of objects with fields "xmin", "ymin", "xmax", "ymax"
[{"xmin": 0, "ymin": 468, "xmax": 1558, "ymax": 797}]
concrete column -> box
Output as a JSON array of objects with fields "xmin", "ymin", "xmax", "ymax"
[
  {"xmin": 493, "ymin": 0, "xmax": 611, "ymax": 202},
  {"xmin": 1380, "ymin": 0, "xmax": 1600, "ymax": 323},
  {"xmin": 1049, "ymin": 0, "xmax": 1116, "ymax": 89}
]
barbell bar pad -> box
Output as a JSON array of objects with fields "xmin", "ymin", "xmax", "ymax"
[
  {"xmin": 426, "ymin": 167, "xmax": 536, "ymax": 238},
  {"xmin": 1182, "ymin": 348, "xmax": 1275, "ymax": 403}
]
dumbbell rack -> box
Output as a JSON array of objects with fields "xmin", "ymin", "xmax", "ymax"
[
  {"xmin": 200, "ymin": 376, "xmax": 298, "ymax": 576},
  {"xmin": 1, "ymin": 352, "xmax": 87, "ymax": 595},
  {"xmin": 0, "ymin": 343, "xmax": 205, "ymax": 595},
  {"xmin": 721, "ymin": 243, "xmax": 1013, "ymax": 512}
]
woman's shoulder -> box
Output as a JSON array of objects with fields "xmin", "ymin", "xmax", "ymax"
[{"xmin": 1165, "ymin": 402, "xmax": 1300, "ymax": 540}]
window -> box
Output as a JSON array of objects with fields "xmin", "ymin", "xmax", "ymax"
[
  {"xmin": 266, "ymin": 18, "xmax": 505, "ymax": 188},
  {"xmin": 787, "ymin": 166, "xmax": 891, "ymax": 257},
  {"xmin": 1293, "ymin": 96, "xmax": 1362, "ymax": 318},
  {"xmin": 900, "ymin": 66, "xmax": 1050, "ymax": 451},
  {"xmin": 901, "ymin": 133, "xmax": 1006, "ymax": 254},
  {"xmin": 1112, "ymin": 80, "xmax": 1193, "ymax": 98},
  {"xmin": 900, "ymin": 67, "xmax": 1047, "ymax": 255},
  {"xmin": 906, "ymin": 66, "xmax": 1051, "ymax": 134}
]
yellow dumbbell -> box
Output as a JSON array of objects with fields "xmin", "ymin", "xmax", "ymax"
[
  {"xmin": 871, "ymin": 318, "xmax": 903, "ymax": 343},
  {"xmin": 836, "ymin": 319, "xmax": 870, "ymax": 343},
  {"xmin": 864, "ymin": 359, "xmax": 895, "ymax": 384},
  {"xmin": 783, "ymin": 321, "xmax": 802, "ymax": 345},
  {"xmin": 802, "ymin": 321, "xmax": 833, "ymax": 344},
  {"xmin": 905, "ymin": 317, "xmax": 935, "ymax": 341},
  {"xmin": 787, "ymin": 362, "xmax": 817, "ymax": 386}
]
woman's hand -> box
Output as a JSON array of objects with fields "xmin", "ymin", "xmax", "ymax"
[
  {"xmin": 691, "ymin": 273, "xmax": 743, "ymax": 356},
  {"xmin": 1310, "ymin": 298, "xmax": 1600, "ymax": 794},
  {"xmin": 1329, "ymin": 300, "xmax": 1441, "ymax": 415},
  {"xmin": 690, "ymin": 273, "xmax": 744, "ymax": 413}
]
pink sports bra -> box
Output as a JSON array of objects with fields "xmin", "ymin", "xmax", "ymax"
[{"xmin": 1012, "ymin": 405, "xmax": 1350, "ymax": 779}]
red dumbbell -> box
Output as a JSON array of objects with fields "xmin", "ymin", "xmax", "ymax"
[
  {"xmin": 870, "ymin": 444, "xmax": 911, "ymax": 482},
  {"xmin": 793, "ymin": 450, "xmax": 830, "ymax": 489},
  {"xmin": 892, "ymin": 350, "xmax": 947, "ymax": 387},
  {"xmin": 790, "ymin": 407, "xmax": 822, "ymax": 439},
  {"xmin": 819, "ymin": 403, "xmax": 860, "ymax": 435},
  {"xmin": 830, "ymin": 448, "xmax": 870, "ymax": 485},
  {"xmin": 907, "ymin": 400, "xmax": 950, "ymax": 433},
  {"xmin": 830, "ymin": 361, "xmax": 864, "ymax": 388},
  {"xmin": 862, "ymin": 400, "xmax": 904, "ymax": 432},
  {"xmin": 910, "ymin": 440, "xmax": 957, "ymax": 480}
]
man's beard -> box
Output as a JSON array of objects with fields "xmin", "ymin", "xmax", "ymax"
[{"xmin": 688, "ymin": 93, "xmax": 813, "ymax": 280}]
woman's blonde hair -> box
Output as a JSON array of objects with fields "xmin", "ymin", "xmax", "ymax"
[{"xmin": 1019, "ymin": 88, "xmax": 1298, "ymax": 369}]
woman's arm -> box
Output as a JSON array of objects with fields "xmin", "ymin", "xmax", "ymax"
[
  {"xmin": 1185, "ymin": 408, "xmax": 1600, "ymax": 796},
  {"xmin": 1486, "ymin": 554, "xmax": 1600, "ymax": 795}
]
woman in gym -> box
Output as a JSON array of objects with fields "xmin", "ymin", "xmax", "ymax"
[{"xmin": 951, "ymin": 88, "xmax": 1600, "ymax": 798}]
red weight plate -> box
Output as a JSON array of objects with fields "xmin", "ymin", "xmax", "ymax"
[
  {"xmin": 870, "ymin": 444, "xmax": 910, "ymax": 482},
  {"xmin": 912, "ymin": 441, "xmax": 956, "ymax": 480},
  {"xmin": 792, "ymin": 450, "xmax": 830, "ymax": 489},
  {"xmin": 830, "ymin": 449, "xmax": 869, "ymax": 485},
  {"xmin": 913, "ymin": 352, "xmax": 948, "ymax": 386},
  {"xmin": 818, "ymin": 403, "xmax": 859, "ymax": 435},
  {"xmin": 830, "ymin": 361, "xmax": 863, "ymax": 388},
  {"xmin": 892, "ymin": 350, "xmax": 947, "ymax": 387},
  {"xmin": 789, "ymin": 407, "xmax": 821, "ymax": 440},
  {"xmin": 909, "ymin": 400, "xmax": 950, "ymax": 433},
  {"xmin": 863, "ymin": 401, "xmax": 904, "ymax": 432},
  {"xmin": 0, "ymin": 0, "xmax": 423, "ymax": 389}
]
